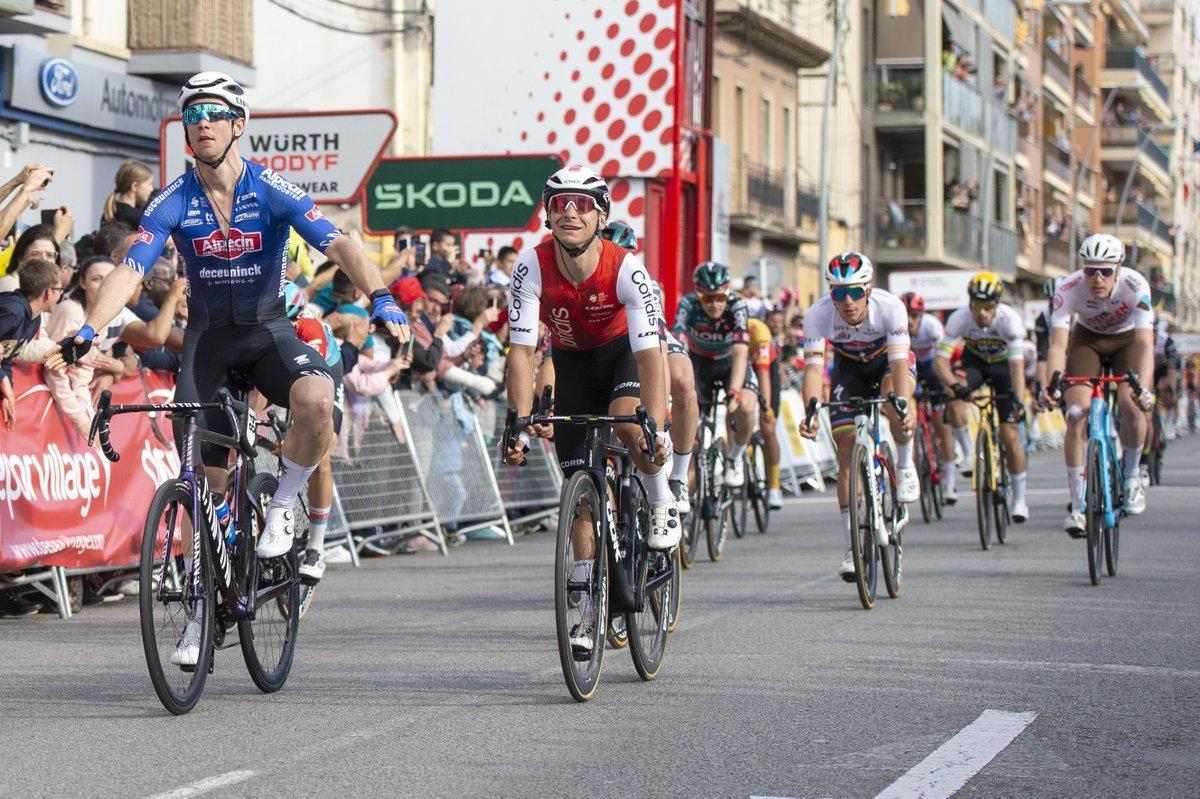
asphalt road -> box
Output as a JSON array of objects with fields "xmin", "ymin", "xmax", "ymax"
[{"xmin": 2, "ymin": 436, "xmax": 1198, "ymax": 799}]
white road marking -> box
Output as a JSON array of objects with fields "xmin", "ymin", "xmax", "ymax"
[
  {"xmin": 873, "ymin": 709, "xmax": 1036, "ymax": 799},
  {"xmin": 147, "ymin": 769, "xmax": 255, "ymax": 799}
]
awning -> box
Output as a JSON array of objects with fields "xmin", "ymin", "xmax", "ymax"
[{"xmin": 942, "ymin": 3, "xmax": 973, "ymax": 55}]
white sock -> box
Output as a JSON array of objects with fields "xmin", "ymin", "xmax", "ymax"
[
  {"xmin": 953, "ymin": 425, "xmax": 973, "ymax": 460},
  {"xmin": 942, "ymin": 462, "xmax": 956, "ymax": 492},
  {"xmin": 1122, "ymin": 446, "xmax": 1141, "ymax": 479},
  {"xmin": 307, "ymin": 505, "xmax": 331, "ymax": 551},
  {"xmin": 896, "ymin": 440, "xmax": 913, "ymax": 469},
  {"xmin": 1067, "ymin": 466, "xmax": 1085, "ymax": 509},
  {"xmin": 1012, "ymin": 472, "xmax": 1027, "ymax": 505},
  {"xmin": 840, "ymin": 508, "xmax": 852, "ymax": 549},
  {"xmin": 572, "ymin": 560, "xmax": 594, "ymax": 621},
  {"xmin": 639, "ymin": 462, "xmax": 673, "ymax": 506},
  {"xmin": 671, "ymin": 448, "xmax": 693, "ymax": 481},
  {"xmin": 728, "ymin": 438, "xmax": 748, "ymax": 462},
  {"xmin": 272, "ymin": 455, "xmax": 319, "ymax": 509}
]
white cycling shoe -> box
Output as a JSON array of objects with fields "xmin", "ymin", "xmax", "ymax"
[
  {"xmin": 723, "ymin": 457, "xmax": 745, "ymax": 488},
  {"xmin": 299, "ymin": 549, "xmax": 325, "ymax": 585},
  {"xmin": 170, "ymin": 619, "xmax": 201, "ymax": 668},
  {"xmin": 669, "ymin": 479, "xmax": 691, "ymax": 515},
  {"xmin": 1011, "ymin": 501, "xmax": 1029, "ymax": 524},
  {"xmin": 837, "ymin": 550, "xmax": 856, "ymax": 583},
  {"xmin": 1138, "ymin": 463, "xmax": 1150, "ymax": 489},
  {"xmin": 256, "ymin": 505, "xmax": 297, "ymax": 559},
  {"xmin": 897, "ymin": 466, "xmax": 920, "ymax": 503},
  {"xmin": 1124, "ymin": 479, "xmax": 1146, "ymax": 516},
  {"xmin": 766, "ymin": 488, "xmax": 784, "ymax": 510},
  {"xmin": 569, "ymin": 618, "xmax": 595, "ymax": 657},
  {"xmin": 942, "ymin": 485, "xmax": 959, "ymax": 505},
  {"xmin": 647, "ymin": 502, "xmax": 682, "ymax": 550},
  {"xmin": 1063, "ymin": 506, "xmax": 1086, "ymax": 538}
]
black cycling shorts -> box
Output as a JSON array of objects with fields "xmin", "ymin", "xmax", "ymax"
[
  {"xmin": 829, "ymin": 353, "xmax": 916, "ymax": 431},
  {"xmin": 915, "ymin": 360, "xmax": 947, "ymax": 409},
  {"xmin": 176, "ymin": 316, "xmax": 334, "ymax": 467},
  {"xmin": 551, "ymin": 336, "xmax": 642, "ymax": 476},
  {"xmin": 958, "ymin": 351, "xmax": 1019, "ymax": 423},
  {"xmin": 690, "ymin": 353, "xmax": 758, "ymax": 406}
]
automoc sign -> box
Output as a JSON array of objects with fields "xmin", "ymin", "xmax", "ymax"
[
  {"xmin": 362, "ymin": 154, "xmax": 561, "ymax": 233},
  {"xmin": 161, "ymin": 109, "xmax": 397, "ymax": 204}
]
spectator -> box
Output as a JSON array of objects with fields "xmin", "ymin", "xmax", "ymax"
[
  {"xmin": 129, "ymin": 260, "xmax": 186, "ymax": 374},
  {"xmin": 421, "ymin": 228, "xmax": 457, "ymax": 282},
  {"xmin": 0, "ymin": 258, "xmax": 61, "ymax": 429},
  {"xmin": 92, "ymin": 221, "xmax": 132, "ymax": 259},
  {"xmin": 58, "ymin": 239, "xmax": 78, "ymax": 288},
  {"xmin": 101, "ymin": 160, "xmax": 154, "ymax": 229},
  {"xmin": 487, "ymin": 245, "xmax": 519, "ymax": 287},
  {"xmin": 0, "ymin": 164, "xmax": 54, "ymax": 247},
  {"xmin": 448, "ymin": 285, "xmax": 504, "ymax": 390},
  {"xmin": 392, "ymin": 275, "xmax": 448, "ymax": 391},
  {"xmin": 0, "ymin": 224, "xmax": 60, "ymax": 293}
]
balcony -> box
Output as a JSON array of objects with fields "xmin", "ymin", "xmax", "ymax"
[
  {"xmin": 1043, "ymin": 44, "xmax": 1071, "ymax": 93},
  {"xmin": 1102, "ymin": 199, "xmax": 1175, "ymax": 251},
  {"xmin": 984, "ymin": 98, "xmax": 1017, "ymax": 155},
  {"xmin": 988, "ymin": 222, "xmax": 1018, "ymax": 277},
  {"xmin": 945, "ymin": 211, "xmax": 983, "ymax": 264},
  {"xmin": 127, "ymin": 0, "xmax": 255, "ymax": 85},
  {"xmin": 1105, "ymin": 50, "xmax": 1170, "ymax": 106},
  {"xmin": 1074, "ymin": 72, "xmax": 1094, "ymax": 111},
  {"xmin": 1100, "ymin": 126, "xmax": 1170, "ymax": 176},
  {"xmin": 983, "ymin": 0, "xmax": 1015, "ymax": 42},
  {"xmin": 732, "ymin": 157, "xmax": 787, "ymax": 227},
  {"xmin": 0, "ymin": 0, "xmax": 72, "ymax": 35},
  {"xmin": 796, "ymin": 181, "xmax": 820, "ymax": 228},
  {"xmin": 1045, "ymin": 235, "xmax": 1071, "ymax": 271},
  {"xmin": 875, "ymin": 200, "xmax": 927, "ymax": 253},
  {"xmin": 1043, "ymin": 137, "xmax": 1073, "ymax": 184},
  {"xmin": 943, "ymin": 75, "xmax": 983, "ymax": 139},
  {"xmin": 876, "ymin": 63, "xmax": 925, "ymax": 119}
]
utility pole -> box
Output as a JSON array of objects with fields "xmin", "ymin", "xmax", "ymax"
[{"xmin": 817, "ymin": 0, "xmax": 848, "ymax": 294}]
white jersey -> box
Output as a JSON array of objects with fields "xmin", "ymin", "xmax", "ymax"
[
  {"xmin": 803, "ymin": 289, "xmax": 910, "ymax": 366},
  {"xmin": 910, "ymin": 313, "xmax": 945, "ymax": 364},
  {"xmin": 938, "ymin": 303, "xmax": 1025, "ymax": 364},
  {"xmin": 1050, "ymin": 268, "xmax": 1154, "ymax": 334},
  {"xmin": 1022, "ymin": 339, "xmax": 1037, "ymax": 380}
]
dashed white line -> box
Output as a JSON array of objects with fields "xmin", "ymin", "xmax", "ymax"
[
  {"xmin": 147, "ymin": 769, "xmax": 255, "ymax": 799},
  {"xmin": 873, "ymin": 709, "xmax": 1037, "ymax": 799}
]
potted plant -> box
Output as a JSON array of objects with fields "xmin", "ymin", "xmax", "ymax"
[{"xmin": 877, "ymin": 82, "xmax": 906, "ymax": 111}]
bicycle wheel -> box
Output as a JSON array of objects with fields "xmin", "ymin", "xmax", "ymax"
[
  {"xmin": 748, "ymin": 440, "xmax": 770, "ymax": 533},
  {"xmin": 140, "ymin": 480, "xmax": 214, "ymax": 715},
  {"xmin": 680, "ymin": 448, "xmax": 703, "ymax": 569},
  {"xmin": 732, "ymin": 442, "xmax": 748, "ymax": 539},
  {"xmin": 1105, "ymin": 452, "xmax": 1121, "ymax": 577},
  {"xmin": 915, "ymin": 428, "xmax": 933, "ymax": 525},
  {"xmin": 879, "ymin": 444, "xmax": 903, "ymax": 599},
  {"xmin": 554, "ymin": 471, "xmax": 607, "ymax": 702},
  {"xmin": 627, "ymin": 480, "xmax": 669, "ymax": 680},
  {"xmin": 1084, "ymin": 439, "xmax": 1105, "ymax": 586},
  {"xmin": 974, "ymin": 429, "xmax": 994, "ymax": 551},
  {"xmin": 239, "ymin": 473, "xmax": 301, "ymax": 693},
  {"xmin": 666, "ymin": 544, "xmax": 682, "ymax": 633},
  {"xmin": 847, "ymin": 443, "xmax": 877, "ymax": 610},
  {"xmin": 1150, "ymin": 413, "xmax": 1164, "ymax": 485},
  {"xmin": 993, "ymin": 440, "xmax": 1010, "ymax": 545},
  {"xmin": 705, "ymin": 441, "xmax": 729, "ymax": 562}
]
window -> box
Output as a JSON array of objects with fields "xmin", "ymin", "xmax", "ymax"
[
  {"xmin": 735, "ymin": 84, "xmax": 747, "ymax": 158},
  {"xmin": 761, "ymin": 96, "xmax": 772, "ymax": 168},
  {"xmin": 782, "ymin": 105, "xmax": 793, "ymax": 174}
]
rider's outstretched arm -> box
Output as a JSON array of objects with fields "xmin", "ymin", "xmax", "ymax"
[{"xmin": 82, "ymin": 264, "xmax": 144, "ymax": 333}]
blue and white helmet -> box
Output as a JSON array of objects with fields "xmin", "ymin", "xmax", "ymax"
[{"xmin": 826, "ymin": 251, "xmax": 874, "ymax": 286}]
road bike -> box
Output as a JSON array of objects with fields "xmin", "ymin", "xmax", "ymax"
[
  {"xmin": 502, "ymin": 391, "xmax": 676, "ymax": 702},
  {"xmin": 90, "ymin": 384, "xmax": 300, "ymax": 715},
  {"xmin": 912, "ymin": 390, "xmax": 945, "ymax": 524},
  {"xmin": 967, "ymin": 390, "xmax": 1013, "ymax": 550},
  {"xmin": 685, "ymin": 385, "xmax": 736, "ymax": 564},
  {"xmin": 1053, "ymin": 369, "xmax": 1143, "ymax": 585},
  {"xmin": 1147, "ymin": 400, "xmax": 1166, "ymax": 486},
  {"xmin": 739, "ymin": 421, "xmax": 771, "ymax": 536},
  {"xmin": 805, "ymin": 394, "xmax": 907, "ymax": 610}
]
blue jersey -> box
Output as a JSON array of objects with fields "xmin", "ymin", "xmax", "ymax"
[{"xmin": 123, "ymin": 160, "xmax": 342, "ymax": 331}]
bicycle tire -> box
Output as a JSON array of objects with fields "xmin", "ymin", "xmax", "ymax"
[
  {"xmin": 733, "ymin": 475, "xmax": 748, "ymax": 540},
  {"xmin": 680, "ymin": 448, "xmax": 703, "ymax": 569},
  {"xmin": 627, "ymin": 480, "xmax": 669, "ymax": 680},
  {"xmin": 140, "ymin": 480, "xmax": 214, "ymax": 715},
  {"xmin": 705, "ymin": 440, "xmax": 728, "ymax": 562},
  {"xmin": 915, "ymin": 428, "xmax": 933, "ymax": 525},
  {"xmin": 932, "ymin": 432, "xmax": 945, "ymax": 520},
  {"xmin": 994, "ymin": 437, "xmax": 1010, "ymax": 545},
  {"xmin": 1150, "ymin": 413, "xmax": 1164, "ymax": 485},
  {"xmin": 975, "ymin": 428, "xmax": 993, "ymax": 551},
  {"xmin": 748, "ymin": 440, "xmax": 769, "ymax": 533},
  {"xmin": 1085, "ymin": 439, "xmax": 1105, "ymax": 586},
  {"xmin": 554, "ymin": 471, "xmax": 607, "ymax": 702},
  {"xmin": 848, "ymin": 443, "xmax": 877, "ymax": 610},
  {"xmin": 666, "ymin": 544, "xmax": 682, "ymax": 633},
  {"xmin": 1105, "ymin": 452, "xmax": 1121, "ymax": 577},
  {"xmin": 879, "ymin": 444, "xmax": 903, "ymax": 599},
  {"xmin": 239, "ymin": 473, "xmax": 301, "ymax": 693}
]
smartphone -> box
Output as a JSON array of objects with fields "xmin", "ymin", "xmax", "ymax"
[
  {"xmin": 40, "ymin": 209, "xmax": 56, "ymax": 227},
  {"xmin": 414, "ymin": 240, "xmax": 427, "ymax": 267},
  {"xmin": 403, "ymin": 334, "xmax": 415, "ymax": 358},
  {"xmin": 396, "ymin": 237, "xmax": 409, "ymax": 252},
  {"xmin": 479, "ymin": 248, "xmax": 492, "ymax": 258}
]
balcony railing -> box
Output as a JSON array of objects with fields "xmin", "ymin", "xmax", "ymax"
[
  {"xmin": 1043, "ymin": 138, "xmax": 1073, "ymax": 182},
  {"xmin": 1102, "ymin": 200, "xmax": 1174, "ymax": 250},
  {"xmin": 1100, "ymin": 126, "xmax": 1170, "ymax": 174},
  {"xmin": 876, "ymin": 63, "xmax": 924, "ymax": 114},
  {"xmin": 983, "ymin": 0, "xmax": 1015, "ymax": 42},
  {"xmin": 128, "ymin": 0, "xmax": 253, "ymax": 65},
  {"xmin": 876, "ymin": 200, "xmax": 927, "ymax": 251},
  {"xmin": 1043, "ymin": 44, "xmax": 1071, "ymax": 90},
  {"xmin": 1045, "ymin": 235, "xmax": 1071, "ymax": 270},
  {"xmin": 985, "ymin": 98, "xmax": 1016, "ymax": 154},
  {"xmin": 988, "ymin": 222, "xmax": 1018, "ymax": 277},
  {"xmin": 943, "ymin": 74, "xmax": 983, "ymax": 139},
  {"xmin": 1105, "ymin": 50, "xmax": 1170, "ymax": 105},
  {"xmin": 733, "ymin": 157, "xmax": 787, "ymax": 227},
  {"xmin": 796, "ymin": 181, "xmax": 820, "ymax": 226},
  {"xmin": 1074, "ymin": 72, "xmax": 1094, "ymax": 110},
  {"xmin": 945, "ymin": 211, "xmax": 983, "ymax": 263}
]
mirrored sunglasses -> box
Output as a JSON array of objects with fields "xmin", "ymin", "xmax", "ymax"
[
  {"xmin": 831, "ymin": 285, "xmax": 867, "ymax": 302},
  {"xmin": 699, "ymin": 291, "xmax": 728, "ymax": 304},
  {"xmin": 182, "ymin": 103, "xmax": 240, "ymax": 125},
  {"xmin": 546, "ymin": 193, "xmax": 598, "ymax": 215},
  {"xmin": 1083, "ymin": 266, "xmax": 1115, "ymax": 278}
]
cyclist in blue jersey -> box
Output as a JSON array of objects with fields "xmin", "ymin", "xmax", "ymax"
[{"xmin": 47, "ymin": 72, "xmax": 408, "ymax": 664}]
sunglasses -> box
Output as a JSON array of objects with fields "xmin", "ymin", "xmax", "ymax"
[
  {"xmin": 831, "ymin": 285, "xmax": 867, "ymax": 302},
  {"xmin": 699, "ymin": 291, "xmax": 728, "ymax": 304},
  {"xmin": 546, "ymin": 193, "xmax": 599, "ymax": 215},
  {"xmin": 1083, "ymin": 266, "xmax": 1116, "ymax": 278},
  {"xmin": 182, "ymin": 103, "xmax": 241, "ymax": 125},
  {"xmin": 969, "ymin": 299, "xmax": 998, "ymax": 310}
]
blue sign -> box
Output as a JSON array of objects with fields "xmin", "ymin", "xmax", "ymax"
[{"xmin": 39, "ymin": 58, "xmax": 78, "ymax": 108}]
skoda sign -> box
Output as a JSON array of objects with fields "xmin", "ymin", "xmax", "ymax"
[
  {"xmin": 362, "ymin": 154, "xmax": 562, "ymax": 233},
  {"xmin": 39, "ymin": 58, "xmax": 78, "ymax": 107}
]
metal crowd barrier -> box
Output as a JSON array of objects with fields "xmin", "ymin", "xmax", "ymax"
[{"xmin": 487, "ymin": 407, "xmax": 563, "ymax": 530}]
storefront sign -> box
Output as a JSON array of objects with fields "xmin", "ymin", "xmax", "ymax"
[
  {"xmin": 8, "ymin": 45, "xmax": 175, "ymax": 138},
  {"xmin": 362, "ymin": 154, "xmax": 561, "ymax": 233},
  {"xmin": 887, "ymin": 269, "xmax": 977, "ymax": 310},
  {"xmin": 161, "ymin": 109, "xmax": 397, "ymax": 204}
]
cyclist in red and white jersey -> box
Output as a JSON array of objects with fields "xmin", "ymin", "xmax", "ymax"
[
  {"xmin": 1044, "ymin": 233, "xmax": 1155, "ymax": 534},
  {"xmin": 903, "ymin": 292, "xmax": 956, "ymax": 502}
]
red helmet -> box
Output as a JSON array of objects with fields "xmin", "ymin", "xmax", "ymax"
[{"xmin": 901, "ymin": 291, "xmax": 925, "ymax": 312}]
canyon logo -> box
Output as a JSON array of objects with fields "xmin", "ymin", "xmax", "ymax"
[{"xmin": 192, "ymin": 228, "xmax": 263, "ymax": 260}]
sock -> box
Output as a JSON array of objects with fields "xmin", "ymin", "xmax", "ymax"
[
  {"xmin": 307, "ymin": 505, "xmax": 331, "ymax": 551},
  {"xmin": 1067, "ymin": 466, "xmax": 1085, "ymax": 509},
  {"xmin": 272, "ymin": 455, "xmax": 319, "ymax": 509},
  {"xmin": 953, "ymin": 425, "xmax": 973, "ymax": 460},
  {"xmin": 840, "ymin": 508, "xmax": 852, "ymax": 549},
  {"xmin": 942, "ymin": 462, "xmax": 956, "ymax": 492},
  {"xmin": 671, "ymin": 448, "xmax": 693, "ymax": 481},
  {"xmin": 639, "ymin": 462, "xmax": 673, "ymax": 506},
  {"xmin": 896, "ymin": 440, "xmax": 913, "ymax": 469},
  {"xmin": 1012, "ymin": 471, "xmax": 1027, "ymax": 506},
  {"xmin": 572, "ymin": 560, "xmax": 594, "ymax": 623},
  {"xmin": 1122, "ymin": 446, "xmax": 1141, "ymax": 479},
  {"xmin": 766, "ymin": 464, "xmax": 781, "ymax": 490},
  {"xmin": 728, "ymin": 438, "xmax": 748, "ymax": 462}
]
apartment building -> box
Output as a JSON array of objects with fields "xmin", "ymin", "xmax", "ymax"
[{"xmin": 712, "ymin": 0, "xmax": 829, "ymax": 299}]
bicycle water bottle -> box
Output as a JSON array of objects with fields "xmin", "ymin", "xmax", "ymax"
[{"xmin": 214, "ymin": 495, "xmax": 237, "ymax": 545}]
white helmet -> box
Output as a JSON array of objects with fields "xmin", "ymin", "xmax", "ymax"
[
  {"xmin": 826, "ymin": 251, "xmax": 874, "ymax": 286},
  {"xmin": 1078, "ymin": 233, "xmax": 1125, "ymax": 265},
  {"xmin": 179, "ymin": 71, "xmax": 249, "ymax": 122},
  {"xmin": 542, "ymin": 165, "xmax": 611, "ymax": 215}
]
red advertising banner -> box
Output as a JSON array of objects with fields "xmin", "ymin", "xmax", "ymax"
[{"xmin": 0, "ymin": 365, "xmax": 179, "ymax": 571}]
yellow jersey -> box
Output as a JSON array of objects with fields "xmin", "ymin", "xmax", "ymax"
[{"xmin": 748, "ymin": 318, "xmax": 776, "ymax": 369}]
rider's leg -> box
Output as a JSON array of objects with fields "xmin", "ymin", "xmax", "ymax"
[
  {"xmin": 881, "ymin": 373, "xmax": 914, "ymax": 469},
  {"xmin": 1063, "ymin": 384, "xmax": 1090, "ymax": 510},
  {"xmin": 761, "ymin": 408, "xmax": 781, "ymax": 490},
  {"xmin": 833, "ymin": 425, "xmax": 855, "ymax": 576},
  {"xmin": 306, "ymin": 456, "xmax": 333, "ymax": 552},
  {"xmin": 999, "ymin": 420, "xmax": 1027, "ymax": 503},
  {"xmin": 668, "ymin": 353, "xmax": 698, "ymax": 479},
  {"xmin": 726, "ymin": 387, "xmax": 757, "ymax": 460},
  {"xmin": 945, "ymin": 399, "xmax": 973, "ymax": 467},
  {"xmin": 274, "ymin": 375, "xmax": 336, "ymax": 510},
  {"xmin": 1117, "ymin": 383, "xmax": 1147, "ymax": 477}
]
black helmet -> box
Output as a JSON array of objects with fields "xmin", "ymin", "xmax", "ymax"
[{"xmin": 692, "ymin": 261, "xmax": 731, "ymax": 292}]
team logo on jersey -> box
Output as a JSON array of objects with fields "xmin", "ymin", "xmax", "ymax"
[
  {"xmin": 134, "ymin": 226, "xmax": 154, "ymax": 246},
  {"xmin": 305, "ymin": 206, "xmax": 325, "ymax": 223},
  {"xmin": 190, "ymin": 197, "xmax": 200, "ymax": 208},
  {"xmin": 192, "ymin": 228, "xmax": 263, "ymax": 260}
]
